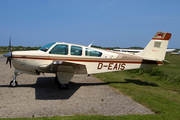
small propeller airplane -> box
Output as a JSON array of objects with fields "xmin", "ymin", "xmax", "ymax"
[{"xmin": 3, "ymin": 31, "xmax": 172, "ymax": 89}]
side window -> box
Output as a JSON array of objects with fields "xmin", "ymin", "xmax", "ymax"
[
  {"xmin": 49, "ymin": 44, "xmax": 68, "ymax": 55},
  {"xmin": 85, "ymin": 48, "xmax": 102, "ymax": 57},
  {"xmin": 71, "ymin": 46, "xmax": 82, "ymax": 56}
]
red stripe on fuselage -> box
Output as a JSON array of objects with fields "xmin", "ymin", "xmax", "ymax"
[{"xmin": 12, "ymin": 56, "xmax": 163, "ymax": 65}]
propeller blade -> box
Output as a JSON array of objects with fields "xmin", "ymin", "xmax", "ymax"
[
  {"xmin": 9, "ymin": 36, "xmax": 11, "ymax": 52},
  {"xmin": 9, "ymin": 58, "xmax": 11, "ymax": 68},
  {"xmin": 6, "ymin": 57, "xmax": 9, "ymax": 64},
  {"xmin": 6, "ymin": 56, "xmax": 12, "ymax": 68},
  {"xmin": 3, "ymin": 37, "xmax": 13, "ymax": 68}
]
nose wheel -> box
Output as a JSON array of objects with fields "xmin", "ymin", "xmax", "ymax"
[
  {"xmin": 10, "ymin": 72, "xmax": 18, "ymax": 87},
  {"xmin": 10, "ymin": 80, "xmax": 18, "ymax": 87}
]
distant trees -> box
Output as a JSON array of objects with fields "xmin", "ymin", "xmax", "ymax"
[
  {"xmin": 129, "ymin": 46, "xmax": 143, "ymax": 49},
  {"xmin": 0, "ymin": 46, "xmax": 41, "ymax": 51}
]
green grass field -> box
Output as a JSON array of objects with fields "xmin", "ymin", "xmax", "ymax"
[
  {"xmin": 0, "ymin": 51, "xmax": 8, "ymax": 55},
  {"xmin": 1, "ymin": 54, "xmax": 180, "ymax": 120},
  {"xmin": 94, "ymin": 54, "xmax": 180, "ymax": 120}
]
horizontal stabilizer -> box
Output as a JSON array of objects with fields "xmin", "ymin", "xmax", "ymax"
[{"xmin": 162, "ymin": 60, "xmax": 171, "ymax": 64}]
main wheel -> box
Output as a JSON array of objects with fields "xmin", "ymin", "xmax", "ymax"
[
  {"xmin": 57, "ymin": 83, "xmax": 68, "ymax": 90},
  {"xmin": 54, "ymin": 76, "xmax": 58, "ymax": 83},
  {"xmin": 10, "ymin": 80, "xmax": 18, "ymax": 87}
]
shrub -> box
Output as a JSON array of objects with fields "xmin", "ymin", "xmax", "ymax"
[
  {"xmin": 128, "ymin": 67, "xmax": 180, "ymax": 84},
  {"xmin": 129, "ymin": 67, "xmax": 168, "ymax": 79}
]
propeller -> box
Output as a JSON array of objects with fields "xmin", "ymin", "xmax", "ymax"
[{"xmin": 3, "ymin": 37, "xmax": 12, "ymax": 68}]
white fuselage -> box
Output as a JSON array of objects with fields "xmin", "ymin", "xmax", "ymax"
[{"xmin": 11, "ymin": 42, "xmax": 162, "ymax": 75}]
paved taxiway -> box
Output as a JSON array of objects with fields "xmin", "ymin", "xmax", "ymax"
[
  {"xmin": 0, "ymin": 55, "xmax": 6, "ymax": 60},
  {"xmin": 0, "ymin": 56, "xmax": 154, "ymax": 118}
]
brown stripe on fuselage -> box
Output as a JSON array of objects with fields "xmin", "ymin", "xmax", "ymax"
[{"xmin": 12, "ymin": 55, "xmax": 163, "ymax": 65}]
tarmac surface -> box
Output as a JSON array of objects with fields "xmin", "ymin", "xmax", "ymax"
[{"xmin": 0, "ymin": 55, "xmax": 154, "ymax": 118}]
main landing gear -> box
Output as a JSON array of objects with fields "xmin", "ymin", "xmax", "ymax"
[
  {"xmin": 54, "ymin": 75, "xmax": 68, "ymax": 90},
  {"xmin": 10, "ymin": 72, "xmax": 18, "ymax": 87}
]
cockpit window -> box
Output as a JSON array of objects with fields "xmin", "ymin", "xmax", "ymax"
[
  {"xmin": 85, "ymin": 48, "xmax": 102, "ymax": 57},
  {"xmin": 71, "ymin": 46, "xmax": 82, "ymax": 56},
  {"xmin": 39, "ymin": 42, "xmax": 55, "ymax": 52},
  {"xmin": 49, "ymin": 44, "xmax": 68, "ymax": 55}
]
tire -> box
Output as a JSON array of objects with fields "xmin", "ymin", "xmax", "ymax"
[
  {"xmin": 57, "ymin": 83, "xmax": 68, "ymax": 90},
  {"xmin": 54, "ymin": 76, "xmax": 58, "ymax": 83},
  {"xmin": 10, "ymin": 80, "xmax": 18, "ymax": 87}
]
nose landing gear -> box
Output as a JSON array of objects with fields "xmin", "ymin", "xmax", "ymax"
[{"xmin": 10, "ymin": 72, "xmax": 18, "ymax": 87}]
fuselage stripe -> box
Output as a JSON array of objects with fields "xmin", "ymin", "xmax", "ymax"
[{"xmin": 12, "ymin": 56, "xmax": 163, "ymax": 65}]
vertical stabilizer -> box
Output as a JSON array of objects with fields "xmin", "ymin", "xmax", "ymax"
[{"xmin": 136, "ymin": 31, "xmax": 172, "ymax": 61}]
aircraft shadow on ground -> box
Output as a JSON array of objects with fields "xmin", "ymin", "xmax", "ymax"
[
  {"xmin": 122, "ymin": 79, "xmax": 159, "ymax": 87},
  {"xmin": 35, "ymin": 77, "xmax": 81, "ymax": 100},
  {"xmin": 35, "ymin": 77, "xmax": 110, "ymax": 100},
  {"xmin": 0, "ymin": 77, "xmax": 108, "ymax": 100},
  {"xmin": 34, "ymin": 78, "xmax": 158, "ymax": 100},
  {"xmin": 0, "ymin": 77, "xmax": 158, "ymax": 100}
]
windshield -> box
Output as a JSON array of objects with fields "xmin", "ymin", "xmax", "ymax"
[{"xmin": 39, "ymin": 42, "xmax": 55, "ymax": 52}]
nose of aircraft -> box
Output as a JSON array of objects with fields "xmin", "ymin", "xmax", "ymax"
[
  {"xmin": 3, "ymin": 52, "xmax": 12, "ymax": 58},
  {"xmin": 4, "ymin": 36, "xmax": 13, "ymax": 68},
  {"xmin": 3, "ymin": 52, "xmax": 12, "ymax": 68}
]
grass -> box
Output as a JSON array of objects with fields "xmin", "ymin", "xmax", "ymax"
[
  {"xmin": 1, "ymin": 54, "xmax": 180, "ymax": 120},
  {"xmin": 94, "ymin": 54, "xmax": 180, "ymax": 119},
  {"xmin": 0, "ymin": 51, "xmax": 8, "ymax": 55}
]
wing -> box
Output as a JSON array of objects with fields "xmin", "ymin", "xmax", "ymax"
[{"xmin": 38, "ymin": 60, "xmax": 87, "ymax": 74}]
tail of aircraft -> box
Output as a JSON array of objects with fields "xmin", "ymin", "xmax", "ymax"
[{"xmin": 136, "ymin": 31, "xmax": 172, "ymax": 61}]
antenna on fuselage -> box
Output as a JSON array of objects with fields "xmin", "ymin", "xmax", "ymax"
[{"xmin": 88, "ymin": 40, "xmax": 95, "ymax": 47}]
